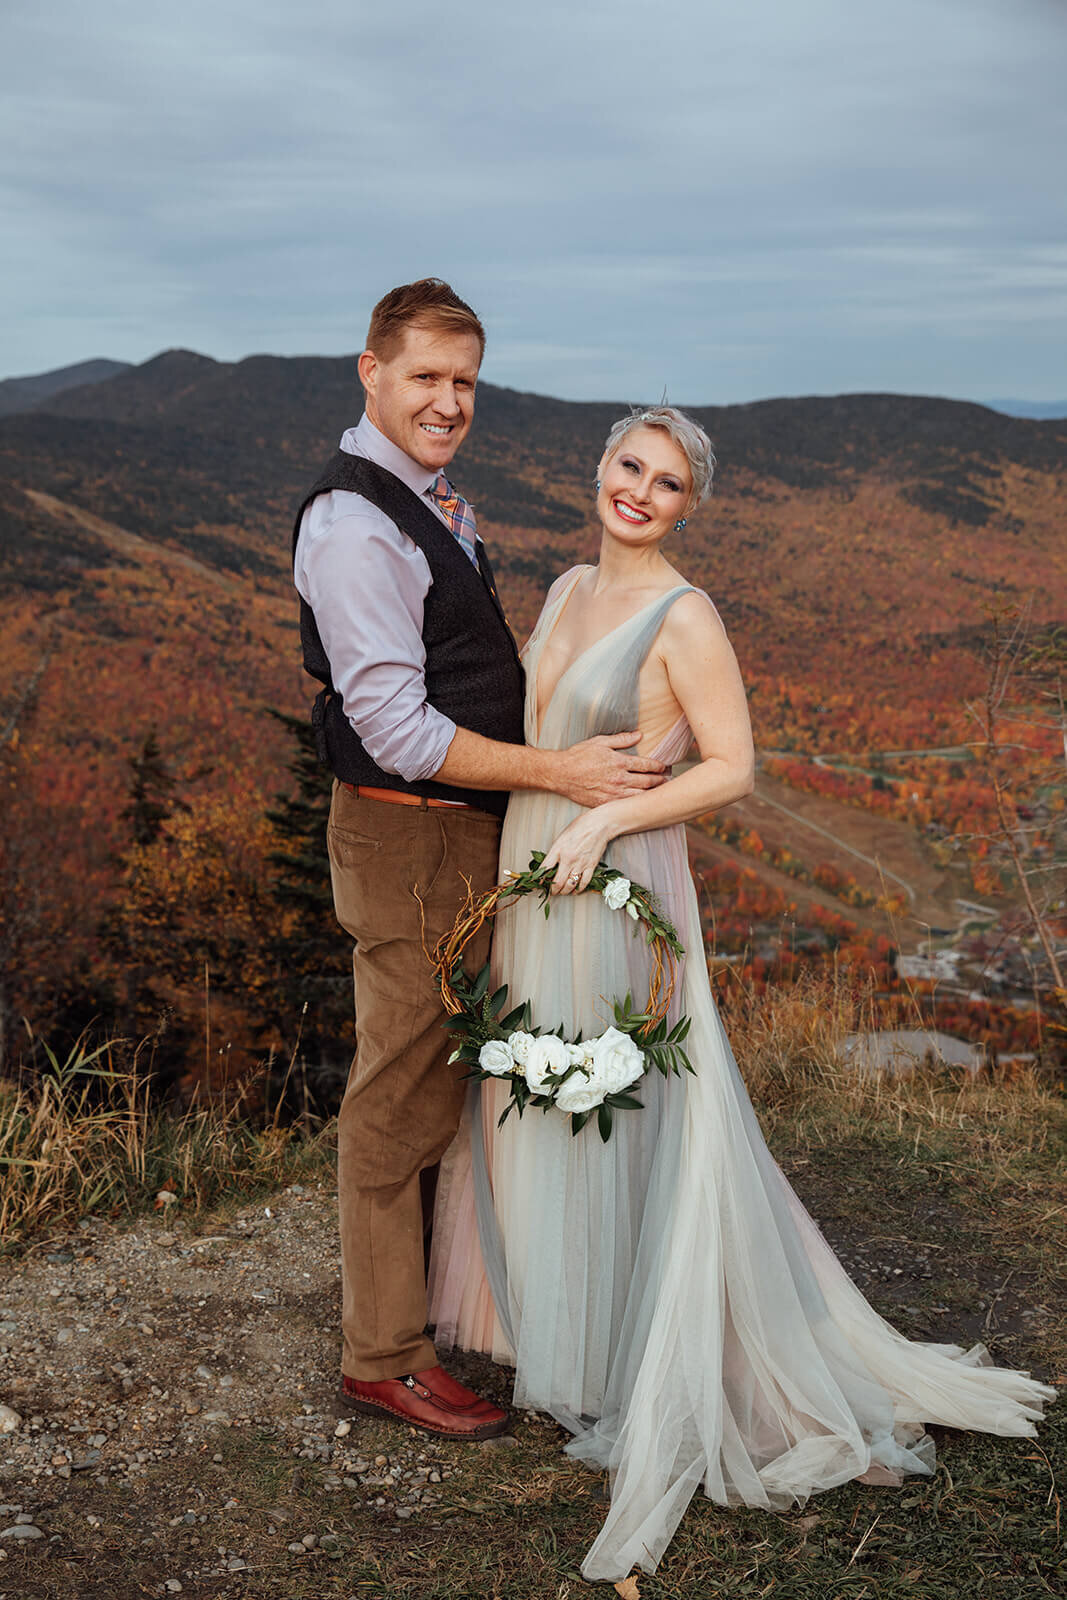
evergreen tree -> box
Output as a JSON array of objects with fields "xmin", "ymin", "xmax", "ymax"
[
  {"xmin": 262, "ymin": 710, "xmax": 352, "ymax": 1113},
  {"xmin": 122, "ymin": 728, "xmax": 185, "ymax": 845}
]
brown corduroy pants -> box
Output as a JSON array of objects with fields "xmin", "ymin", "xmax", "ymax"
[{"xmin": 327, "ymin": 782, "xmax": 502, "ymax": 1380}]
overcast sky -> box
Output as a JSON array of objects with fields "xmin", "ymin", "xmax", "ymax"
[{"xmin": 2, "ymin": 0, "xmax": 1065, "ymax": 403}]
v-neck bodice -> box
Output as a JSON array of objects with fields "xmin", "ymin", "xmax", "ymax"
[{"xmin": 525, "ymin": 566, "xmax": 697, "ymax": 767}]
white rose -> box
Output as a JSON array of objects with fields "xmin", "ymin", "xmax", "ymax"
[
  {"xmin": 567, "ymin": 1041, "xmax": 594, "ymax": 1069},
  {"xmin": 478, "ymin": 1039, "xmax": 514, "ymax": 1077},
  {"xmin": 523, "ymin": 1033, "xmax": 571, "ymax": 1094},
  {"xmin": 586, "ymin": 1026, "xmax": 646, "ymax": 1094},
  {"xmin": 507, "ymin": 1030, "xmax": 535, "ymax": 1066},
  {"xmin": 602, "ymin": 876, "xmax": 632, "ymax": 911},
  {"xmin": 554, "ymin": 1071, "xmax": 608, "ymax": 1114}
]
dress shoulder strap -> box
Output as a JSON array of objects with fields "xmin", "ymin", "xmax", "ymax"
[{"xmin": 594, "ymin": 586, "xmax": 695, "ymax": 734}]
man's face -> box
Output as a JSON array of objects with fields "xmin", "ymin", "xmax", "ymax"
[{"xmin": 358, "ymin": 322, "xmax": 481, "ymax": 471}]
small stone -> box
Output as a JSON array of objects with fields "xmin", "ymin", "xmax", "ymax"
[
  {"xmin": 46, "ymin": 1250, "xmax": 74, "ymax": 1264},
  {"xmin": 165, "ymin": 1582, "xmax": 183, "ymax": 1594},
  {"xmin": 287, "ymin": 1541, "xmax": 306, "ymax": 1555},
  {"xmin": 227, "ymin": 1557, "xmax": 247, "ymax": 1570},
  {"xmin": 374, "ymin": 1454, "xmax": 388, "ymax": 1467},
  {"xmin": 71, "ymin": 1450, "xmax": 102, "ymax": 1471},
  {"xmin": 1, "ymin": 1524, "xmax": 44, "ymax": 1540},
  {"xmin": 194, "ymin": 1365, "xmax": 213, "ymax": 1381},
  {"xmin": 56, "ymin": 1327, "xmax": 73, "ymax": 1344},
  {"xmin": 202, "ymin": 1411, "xmax": 229, "ymax": 1424},
  {"xmin": 0, "ymin": 1407, "xmax": 20, "ymax": 1434},
  {"xmin": 481, "ymin": 1433, "xmax": 519, "ymax": 1449},
  {"xmin": 395, "ymin": 1506, "xmax": 413, "ymax": 1519},
  {"xmin": 300, "ymin": 1532, "xmax": 318, "ymax": 1548},
  {"xmin": 334, "ymin": 1420, "xmax": 351, "ymax": 1438},
  {"xmin": 184, "ymin": 1402, "xmax": 201, "ymax": 1416}
]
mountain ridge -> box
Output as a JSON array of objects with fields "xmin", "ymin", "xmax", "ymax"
[{"xmin": 0, "ymin": 357, "xmax": 132, "ymax": 418}]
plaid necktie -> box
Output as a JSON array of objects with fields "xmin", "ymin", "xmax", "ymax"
[{"xmin": 426, "ymin": 473, "xmax": 478, "ymax": 566}]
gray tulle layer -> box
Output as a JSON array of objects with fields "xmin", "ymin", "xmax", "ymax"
[{"xmin": 428, "ymin": 572, "xmax": 1056, "ymax": 1582}]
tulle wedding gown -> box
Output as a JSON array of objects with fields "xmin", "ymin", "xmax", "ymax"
[{"xmin": 428, "ymin": 569, "xmax": 1055, "ymax": 1582}]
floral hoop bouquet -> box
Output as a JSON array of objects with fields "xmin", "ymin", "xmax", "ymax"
[{"xmin": 430, "ymin": 852, "xmax": 693, "ymax": 1142}]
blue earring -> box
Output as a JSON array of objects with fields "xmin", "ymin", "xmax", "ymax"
[
  {"xmin": 595, "ymin": 479, "xmax": 601, "ymax": 491},
  {"xmin": 674, "ymin": 516, "xmax": 687, "ymax": 532}
]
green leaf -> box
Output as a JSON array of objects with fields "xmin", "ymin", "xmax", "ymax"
[
  {"xmin": 470, "ymin": 965, "xmax": 490, "ymax": 1003},
  {"xmin": 597, "ymin": 1103, "xmax": 613, "ymax": 1142},
  {"xmin": 606, "ymin": 1093, "xmax": 644, "ymax": 1110},
  {"xmin": 570, "ymin": 1110, "xmax": 592, "ymax": 1136}
]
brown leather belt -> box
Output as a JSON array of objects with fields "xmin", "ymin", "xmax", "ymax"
[{"xmin": 342, "ymin": 782, "xmax": 473, "ymax": 812}]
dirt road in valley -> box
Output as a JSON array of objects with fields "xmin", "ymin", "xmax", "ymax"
[{"xmin": 686, "ymin": 766, "xmax": 983, "ymax": 948}]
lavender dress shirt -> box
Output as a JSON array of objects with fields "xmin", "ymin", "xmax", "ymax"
[{"xmin": 293, "ymin": 415, "xmax": 478, "ymax": 783}]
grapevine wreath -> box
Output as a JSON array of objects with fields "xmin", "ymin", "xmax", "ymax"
[{"xmin": 429, "ymin": 852, "xmax": 693, "ymax": 1142}]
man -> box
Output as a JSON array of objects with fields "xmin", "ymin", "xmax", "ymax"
[{"xmin": 292, "ymin": 279, "xmax": 665, "ymax": 1440}]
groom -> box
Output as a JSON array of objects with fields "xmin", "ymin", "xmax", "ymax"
[{"xmin": 293, "ymin": 278, "xmax": 665, "ymax": 1438}]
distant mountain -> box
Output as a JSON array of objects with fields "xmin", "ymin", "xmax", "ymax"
[
  {"xmin": 0, "ymin": 358, "xmax": 131, "ymax": 417},
  {"xmin": 985, "ymin": 399, "xmax": 1067, "ymax": 421},
  {"xmin": 1, "ymin": 345, "xmax": 1064, "ymax": 1032},
  {"xmin": 3, "ymin": 348, "xmax": 1064, "ymax": 692}
]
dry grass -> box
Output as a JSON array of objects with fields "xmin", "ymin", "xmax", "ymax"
[
  {"xmin": 0, "ymin": 1034, "xmax": 333, "ymax": 1245},
  {"xmin": 724, "ymin": 967, "xmax": 1063, "ymax": 1151}
]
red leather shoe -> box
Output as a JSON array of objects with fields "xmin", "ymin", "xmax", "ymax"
[
  {"xmin": 339, "ymin": 1370, "xmax": 509, "ymax": 1441},
  {"xmin": 409, "ymin": 1364, "xmax": 501, "ymax": 1418}
]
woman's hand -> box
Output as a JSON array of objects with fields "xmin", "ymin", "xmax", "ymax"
[{"xmin": 541, "ymin": 806, "xmax": 619, "ymax": 895}]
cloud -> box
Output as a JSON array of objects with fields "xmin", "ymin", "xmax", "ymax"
[{"xmin": 1, "ymin": 0, "xmax": 1065, "ymax": 400}]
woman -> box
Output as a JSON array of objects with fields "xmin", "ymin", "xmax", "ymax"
[{"xmin": 428, "ymin": 406, "xmax": 1054, "ymax": 1582}]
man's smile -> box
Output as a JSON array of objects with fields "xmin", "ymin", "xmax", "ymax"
[{"xmin": 421, "ymin": 422, "xmax": 454, "ymax": 436}]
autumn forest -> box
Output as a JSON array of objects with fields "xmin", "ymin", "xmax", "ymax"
[{"xmin": 1, "ymin": 352, "xmax": 1064, "ymax": 1102}]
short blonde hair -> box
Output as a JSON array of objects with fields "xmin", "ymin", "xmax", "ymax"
[
  {"xmin": 366, "ymin": 278, "xmax": 485, "ymax": 363},
  {"xmin": 602, "ymin": 405, "xmax": 715, "ymax": 508}
]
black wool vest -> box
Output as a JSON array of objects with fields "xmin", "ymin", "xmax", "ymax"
[{"xmin": 292, "ymin": 452, "xmax": 525, "ymax": 818}]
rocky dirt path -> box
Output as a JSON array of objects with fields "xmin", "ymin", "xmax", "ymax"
[
  {"xmin": 0, "ymin": 1180, "xmax": 521, "ymax": 1598},
  {"xmin": 1, "ymin": 1157, "xmax": 1060, "ymax": 1599}
]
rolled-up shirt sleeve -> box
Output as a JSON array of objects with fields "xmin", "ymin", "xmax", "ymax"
[{"xmin": 295, "ymin": 500, "xmax": 458, "ymax": 782}]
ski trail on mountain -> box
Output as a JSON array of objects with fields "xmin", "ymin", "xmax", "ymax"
[{"xmin": 22, "ymin": 487, "xmax": 244, "ymax": 594}]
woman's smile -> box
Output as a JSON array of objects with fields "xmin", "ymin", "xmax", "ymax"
[{"xmin": 612, "ymin": 497, "xmax": 651, "ymax": 524}]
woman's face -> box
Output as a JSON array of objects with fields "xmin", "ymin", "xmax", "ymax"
[{"xmin": 597, "ymin": 426, "xmax": 693, "ymax": 549}]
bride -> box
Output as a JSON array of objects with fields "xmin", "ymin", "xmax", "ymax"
[{"xmin": 427, "ymin": 405, "xmax": 1055, "ymax": 1582}]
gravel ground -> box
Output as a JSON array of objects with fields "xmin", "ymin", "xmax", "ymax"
[
  {"xmin": 0, "ymin": 1155, "xmax": 1059, "ymax": 1598},
  {"xmin": 0, "ymin": 1180, "xmax": 520, "ymax": 1596}
]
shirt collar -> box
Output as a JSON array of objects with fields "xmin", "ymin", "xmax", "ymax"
[
  {"xmin": 340, "ymin": 414, "xmax": 482, "ymax": 545},
  {"xmin": 341, "ymin": 415, "xmax": 439, "ymax": 497}
]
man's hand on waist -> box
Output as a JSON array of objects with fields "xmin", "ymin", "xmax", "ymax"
[
  {"xmin": 432, "ymin": 726, "xmax": 667, "ymax": 803},
  {"xmin": 550, "ymin": 732, "xmax": 668, "ymax": 808}
]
